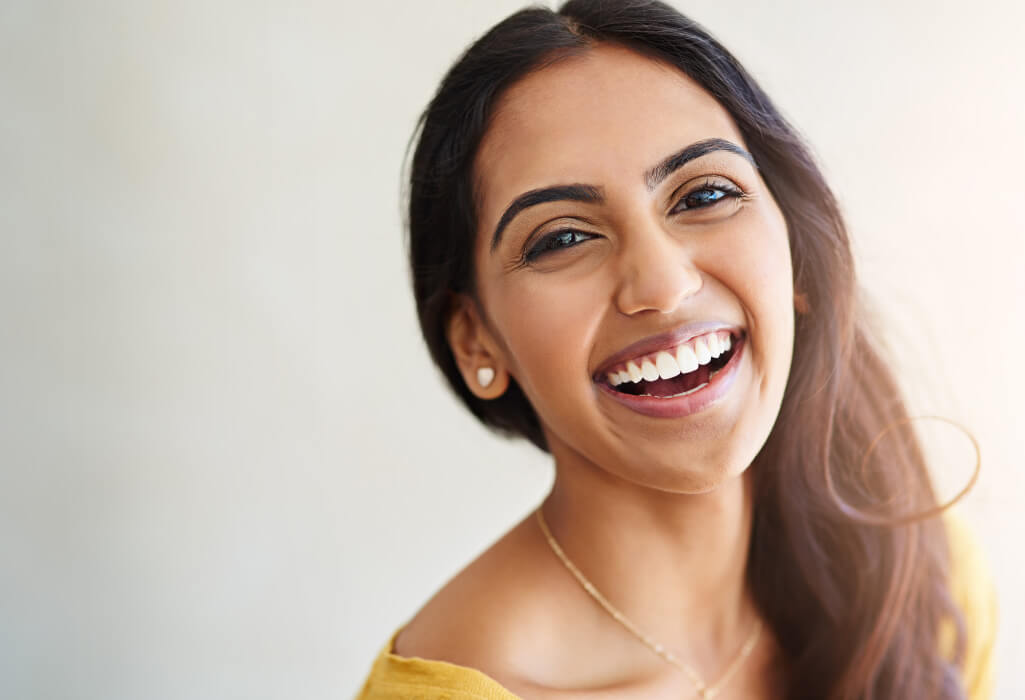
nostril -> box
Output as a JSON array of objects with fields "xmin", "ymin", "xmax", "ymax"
[
  {"xmin": 619, "ymin": 236, "xmax": 701, "ymax": 296},
  {"xmin": 615, "ymin": 266, "xmax": 703, "ymax": 317}
]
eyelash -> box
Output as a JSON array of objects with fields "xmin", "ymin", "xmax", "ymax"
[
  {"xmin": 522, "ymin": 178, "xmax": 747, "ymax": 263},
  {"xmin": 671, "ymin": 178, "xmax": 746, "ymax": 214}
]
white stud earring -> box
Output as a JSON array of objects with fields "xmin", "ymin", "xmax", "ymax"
[{"xmin": 476, "ymin": 367, "xmax": 495, "ymax": 388}]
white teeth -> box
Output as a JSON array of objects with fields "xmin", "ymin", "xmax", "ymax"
[
  {"xmin": 654, "ymin": 351, "xmax": 680, "ymax": 379},
  {"xmin": 626, "ymin": 361, "xmax": 643, "ymax": 383},
  {"xmin": 675, "ymin": 343, "xmax": 699, "ymax": 373},
  {"xmin": 606, "ymin": 332, "xmax": 737, "ymax": 389},
  {"xmin": 708, "ymin": 334, "xmax": 722, "ymax": 358},
  {"xmin": 640, "ymin": 359, "xmax": 660, "ymax": 382},
  {"xmin": 694, "ymin": 338, "xmax": 712, "ymax": 365}
]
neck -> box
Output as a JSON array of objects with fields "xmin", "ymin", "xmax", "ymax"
[{"xmin": 540, "ymin": 452, "xmax": 757, "ymax": 661}]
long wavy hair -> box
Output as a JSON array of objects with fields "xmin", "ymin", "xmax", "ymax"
[{"xmin": 405, "ymin": 1, "xmax": 969, "ymax": 697}]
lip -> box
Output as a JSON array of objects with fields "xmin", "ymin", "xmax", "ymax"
[
  {"xmin": 592, "ymin": 320, "xmax": 742, "ymax": 380},
  {"xmin": 595, "ymin": 333, "xmax": 745, "ymax": 418}
]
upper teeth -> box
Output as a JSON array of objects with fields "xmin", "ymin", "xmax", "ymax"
[{"xmin": 605, "ymin": 331, "xmax": 733, "ymax": 387}]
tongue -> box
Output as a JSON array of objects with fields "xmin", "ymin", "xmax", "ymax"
[{"xmin": 642, "ymin": 364, "xmax": 711, "ymax": 397}]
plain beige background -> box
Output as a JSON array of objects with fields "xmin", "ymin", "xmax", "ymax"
[{"xmin": 1, "ymin": 1, "xmax": 1022, "ymax": 698}]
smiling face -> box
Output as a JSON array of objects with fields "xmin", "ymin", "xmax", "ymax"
[{"xmin": 452, "ymin": 44, "xmax": 795, "ymax": 493}]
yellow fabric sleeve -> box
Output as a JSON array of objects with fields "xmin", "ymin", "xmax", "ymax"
[
  {"xmin": 354, "ymin": 627, "xmax": 519, "ymax": 699},
  {"xmin": 941, "ymin": 512, "xmax": 998, "ymax": 700}
]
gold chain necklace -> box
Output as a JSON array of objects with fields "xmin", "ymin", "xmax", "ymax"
[{"xmin": 535, "ymin": 507, "xmax": 762, "ymax": 699}]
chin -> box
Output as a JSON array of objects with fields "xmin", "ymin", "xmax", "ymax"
[
  {"xmin": 611, "ymin": 451, "xmax": 750, "ymax": 496},
  {"xmin": 545, "ymin": 418, "xmax": 764, "ymax": 495}
]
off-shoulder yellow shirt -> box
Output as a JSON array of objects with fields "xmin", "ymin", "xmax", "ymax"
[{"xmin": 357, "ymin": 514, "xmax": 997, "ymax": 699}]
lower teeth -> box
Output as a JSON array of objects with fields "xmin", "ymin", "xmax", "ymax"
[
  {"xmin": 640, "ymin": 381, "xmax": 708, "ymax": 398},
  {"xmin": 670, "ymin": 381, "xmax": 708, "ymax": 398}
]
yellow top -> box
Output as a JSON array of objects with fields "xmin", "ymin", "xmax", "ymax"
[{"xmin": 356, "ymin": 513, "xmax": 997, "ymax": 699}]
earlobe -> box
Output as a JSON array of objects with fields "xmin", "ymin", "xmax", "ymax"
[{"xmin": 444, "ymin": 294, "xmax": 509, "ymax": 399}]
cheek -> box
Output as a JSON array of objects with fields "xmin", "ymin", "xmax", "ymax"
[
  {"xmin": 491, "ymin": 274, "xmax": 604, "ymax": 401},
  {"xmin": 731, "ymin": 204, "xmax": 793, "ymax": 311},
  {"xmin": 714, "ymin": 206, "xmax": 794, "ymax": 374},
  {"xmin": 749, "ymin": 216, "xmax": 795, "ymax": 400}
]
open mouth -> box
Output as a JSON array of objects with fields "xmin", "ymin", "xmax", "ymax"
[{"xmin": 600, "ymin": 331, "xmax": 742, "ymax": 399}]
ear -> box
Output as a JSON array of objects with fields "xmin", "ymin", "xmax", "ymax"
[{"xmin": 445, "ymin": 294, "xmax": 510, "ymax": 399}]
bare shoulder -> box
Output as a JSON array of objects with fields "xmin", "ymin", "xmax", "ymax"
[
  {"xmin": 391, "ymin": 510, "xmax": 787, "ymax": 699},
  {"xmin": 393, "ymin": 510, "xmax": 568, "ymax": 682}
]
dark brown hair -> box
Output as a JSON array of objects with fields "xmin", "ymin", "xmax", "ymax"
[{"xmin": 406, "ymin": 1, "xmax": 969, "ymax": 697}]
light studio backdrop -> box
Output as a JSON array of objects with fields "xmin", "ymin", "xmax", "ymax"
[{"xmin": 1, "ymin": 1, "xmax": 1022, "ymax": 698}]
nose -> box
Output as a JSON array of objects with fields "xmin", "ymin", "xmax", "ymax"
[{"xmin": 614, "ymin": 222, "xmax": 702, "ymax": 316}]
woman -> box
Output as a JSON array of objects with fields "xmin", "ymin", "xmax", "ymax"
[{"xmin": 357, "ymin": 1, "xmax": 995, "ymax": 697}]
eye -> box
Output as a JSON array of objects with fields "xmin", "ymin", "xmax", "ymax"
[
  {"xmin": 524, "ymin": 229, "xmax": 597, "ymax": 262},
  {"xmin": 671, "ymin": 178, "xmax": 746, "ymax": 214}
]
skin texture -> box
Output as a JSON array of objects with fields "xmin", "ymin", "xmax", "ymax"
[{"xmin": 397, "ymin": 44, "xmax": 795, "ymax": 698}]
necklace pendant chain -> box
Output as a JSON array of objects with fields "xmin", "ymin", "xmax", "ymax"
[{"xmin": 535, "ymin": 507, "xmax": 761, "ymax": 699}]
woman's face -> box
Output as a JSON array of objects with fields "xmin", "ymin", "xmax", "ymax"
[{"xmin": 464, "ymin": 44, "xmax": 795, "ymax": 493}]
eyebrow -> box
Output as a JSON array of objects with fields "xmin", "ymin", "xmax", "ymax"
[
  {"xmin": 489, "ymin": 137, "xmax": 756, "ymax": 252},
  {"xmin": 644, "ymin": 137, "xmax": 756, "ymax": 190},
  {"xmin": 489, "ymin": 184, "xmax": 603, "ymax": 252}
]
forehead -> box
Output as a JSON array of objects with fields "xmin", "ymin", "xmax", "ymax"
[{"xmin": 475, "ymin": 43, "xmax": 744, "ymax": 215}]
